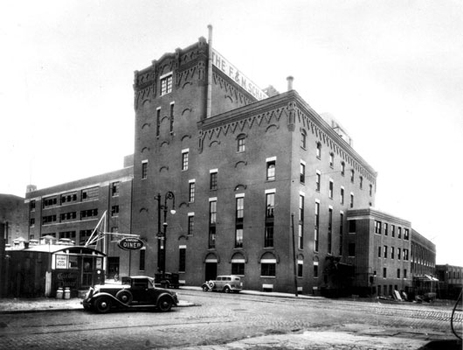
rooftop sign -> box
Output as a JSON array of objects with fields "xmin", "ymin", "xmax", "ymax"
[{"xmin": 212, "ymin": 49, "xmax": 268, "ymax": 101}]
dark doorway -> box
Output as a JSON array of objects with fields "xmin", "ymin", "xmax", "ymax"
[{"xmin": 205, "ymin": 262, "xmax": 217, "ymax": 281}]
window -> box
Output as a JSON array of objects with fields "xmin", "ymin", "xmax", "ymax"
[
  {"xmin": 375, "ymin": 220, "xmax": 382, "ymax": 234},
  {"xmin": 348, "ymin": 243, "xmax": 355, "ymax": 257},
  {"xmin": 264, "ymin": 223, "xmax": 274, "ymax": 247},
  {"xmin": 378, "ymin": 246, "xmax": 382, "ymax": 258},
  {"xmin": 266, "ymin": 192, "xmax": 275, "ymax": 218},
  {"xmin": 30, "ymin": 218, "xmax": 35, "ymax": 227},
  {"xmin": 237, "ymin": 135, "xmax": 246, "ymax": 152},
  {"xmin": 300, "ymin": 162, "xmax": 306, "ymax": 183},
  {"xmin": 160, "ymin": 73, "xmax": 172, "ymax": 95},
  {"xmin": 111, "ymin": 182, "xmax": 120, "ymax": 197},
  {"xmin": 316, "ymin": 171, "xmax": 321, "ymax": 191},
  {"xmin": 298, "ymin": 194, "xmax": 304, "ymax": 249},
  {"xmin": 329, "ymin": 180, "xmax": 334, "ymax": 199},
  {"xmin": 384, "ymin": 245, "xmax": 388, "ymax": 258},
  {"xmin": 266, "ymin": 158, "xmax": 276, "ymax": 181},
  {"xmin": 156, "ymin": 108, "xmax": 161, "ymax": 137},
  {"xmin": 179, "ymin": 246, "xmax": 186, "ymax": 272},
  {"xmin": 397, "ymin": 269, "xmax": 401, "ymax": 278},
  {"xmin": 340, "ymin": 187, "xmax": 345, "ymax": 204},
  {"xmin": 301, "ymin": 131, "xmax": 307, "ymax": 148},
  {"xmin": 384, "ymin": 223, "xmax": 388, "ymax": 236},
  {"xmin": 43, "ymin": 196, "xmax": 58, "ymax": 209},
  {"xmin": 231, "ymin": 254, "xmax": 245, "ymax": 275},
  {"xmin": 111, "ymin": 205, "xmax": 119, "ymax": 217},
  {"xmin": 208, "ymin": 199, "xmax": 217, "ymax": 249},
  {"xmin": 328, "ymin": 208, "xmax": 333, "ymax": 254},
  {"xmin": 359, "ymin": 176, "xmax": 363, "ymax": 189},
  {"xmin": 391, "ymin": 225, "xmax": 395, "ymax": 237},
  {"xmin": 397, "ymin": 227, "xmax": 402, "ymax": 239},
  {"xmin": 181, "ymin": 149, "xmax": 189, "ymax": 170},
  {"xmin": 235, "ymin": 196, "xmax": 244, "ymax": 248},
  {"xmin": 260, "ymin": 254, "xmax": 276, "ymax": 277},
  {"xmin": 141, "ymin": 161, "xmax": 148, "ymax": 179},
  {"xmin": 170, "ymin": 103, "xmax": 174, "ymax": 133},
  {"xmin": 80, "ymin": 209, "xmax": 98, "ymax": 220},
  {"xmin": 403, "ymin": 249, "xmax": 409, "ymax": 260},
  {"xmin": 110, "ymin": 226, "xmax": 118, "ymax": 241},
  {"xmin": 404, "ymin": 229, "xmax": 410, "ymax": 240},
  {"xmin": 397, "ymin": 248, "xmax": 401, "ymax": 260},
  {"xmin": 329, "ymin": 153, "xmax": 334, "ymax": 167},
  {"xmin": 369, "ymin": 184, "xmax": 373, "ymax": 196},
  {"xmin": 348, "ymin": 220, "xmax": 356, "ymax": 233},
  {"xmin": 350, "ymin": 193, "xmax": 354, "ymax": 208},
  {"xmin": 403, "ymin": 269, "xmax": 407, "ymax": 278},
  {"xmin": 188, "ymin": 180, "xmax": 195, "ymax": 203},
  {"xmin": 350, "ymin": 169, "xmax": 355, "ymax": 183},
  {"xmin": 187, "ymin": 213, "xmax": 194, "ymax": 235},
  {"xmin": 391, "ymin": 247, "xmax": 395, "ymax": 259},
  {"xmin": 297, "ymin": 260, "xmax": 303, "ymax": 277},
  {"xmin": 30, "ymin": 200, "xmax": 36, "ymax": 212},
  {"xmin": 341, "ymin": 162, "xmax": 345, "ymax": 176},
  {"xmin": 316, "ymin": 142, "xmax": 321, "ymax": 158},
  {"xmin": 314, "ymin": 201, "xmax": 320, "ymax": 252},
  {"xmin": 139, "ymin": 249, "xmax": 146, "ymax": 271},
  {"xmin": 210, "ymin": 170, "xmax": 218, "ymax": 190},
  {"xmin": 313, "ymin": 261, "xmax": 319, "ymax": 278},
  {"xmin": 383, "ymin": 267, "xmax": 387, "ymax": 278}
]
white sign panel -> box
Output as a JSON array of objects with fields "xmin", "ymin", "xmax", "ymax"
[
  {"xmin": 212, "ymin": 49, "xmax": 268, "ymax": 101},
  {"xmin": 55, "ymin": 255, "xmax": 68, "ymax": 269}
]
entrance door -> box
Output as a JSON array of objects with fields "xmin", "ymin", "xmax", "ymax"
[
  {"xmin": 205, "ymin": 262, "xmax": 217, "ymax": 281},
  {"xmin": 82, "ymin": 257, "xmax": 93, "ymax": 288}
]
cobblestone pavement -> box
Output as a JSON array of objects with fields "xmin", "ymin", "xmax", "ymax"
[{"xmin": 0, "ymin": 290, "xmax": 461, "ymax": 349}]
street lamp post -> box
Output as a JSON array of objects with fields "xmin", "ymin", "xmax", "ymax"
[{"xmin": 155, "ymin": 191, "xmax": 176, "ymax": 275}]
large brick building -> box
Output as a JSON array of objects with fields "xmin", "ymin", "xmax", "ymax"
[{"xmin": 130, "ymin": 33, "xmax": 378, "ymax": 294}]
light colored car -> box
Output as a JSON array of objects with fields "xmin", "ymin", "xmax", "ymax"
[{"xmin": 201, "ymin": 275, "xmax": 243, "ymax": 293}]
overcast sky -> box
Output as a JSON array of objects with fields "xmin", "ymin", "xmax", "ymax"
[{"xmin": 1, "ymin": 0, "xmax": 462, "ymax": 265}]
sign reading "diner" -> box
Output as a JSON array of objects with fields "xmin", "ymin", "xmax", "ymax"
[
  {"xmin": 212, "ymin": 49, "xmax": 268, "ymax": 101},
  {"xmin": 118, "ymin": 237, "xmax": 144, "ymax": 251}
]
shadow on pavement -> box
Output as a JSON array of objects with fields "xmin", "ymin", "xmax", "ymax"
[{"xmin": 418, "ymin": 339, "xmax": 461, "ymax": 350}]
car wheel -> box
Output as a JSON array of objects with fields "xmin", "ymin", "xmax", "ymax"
[
  {"xmin": 157, "ymin": 296, "xmax": 173, "ymax": 312},
  {"xmin": 223, "ymin": 286, "xmax": 231, "ymax": 293},
  {"xmin": 202, "ymin": 285, "xmax": 208, "ymax": 292},
  {"xmin": 116, "ymin": 290, "xmax": 133, "ymax": 305},
  {"xmin": 94, "ymin": 297, "xmax": 112, "ymax": 314}
]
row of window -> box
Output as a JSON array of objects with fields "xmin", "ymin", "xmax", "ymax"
[
  {"xmin": 374, "ymin": 221, "xmax": 410, "ymax": 240},
  {"xmin": 378, "ymin": 267, "xmax": 408, "ymax": 279},
  {"xmin": 378, "ymin": 245, "xmax": 410, "ymax": 261},
  {"xmin": 32, "ymin": 184, "xmax": 119, "ymax": 212},
  {"xmin": 39, "ymin": 209, "xmax": 99, "ymax": 226}
]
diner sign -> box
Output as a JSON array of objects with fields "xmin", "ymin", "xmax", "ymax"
[
  {"xmin": 212, "ymin": 49, "xmax": 268, "ymax": 101},
  {"xmin": 118, "ymin": 237, "xmax": 144, "ymax": 251}
]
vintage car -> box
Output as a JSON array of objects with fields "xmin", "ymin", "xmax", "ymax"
[
  {"xmin": 82, "ymin": 276, "xmax": 178, "ymax": 313},
  {"xmin": 201, "ymin": 275, "xmax": 243, "ymax": 293}
]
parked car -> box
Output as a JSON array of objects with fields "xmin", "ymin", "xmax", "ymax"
[
  {"xmin": 155, "ymin": 272, "xmax": 180, "ymax": 288},
  {"xmin": 201, "ymin": 275, "xmax": 243, "ymax": 293},
  {"xmin": 82, "ymin": 275, "xmax": 178, "ymax": 313}
]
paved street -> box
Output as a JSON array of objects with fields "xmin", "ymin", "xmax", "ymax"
[{"xmin": 0, "ymin": 290, "xmax": 461, "ymax": 349}]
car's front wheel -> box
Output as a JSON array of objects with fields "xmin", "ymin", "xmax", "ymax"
[
  {"xmin": 157, "ymin": 296, "xmax": 173, "ymax": 312},
  {"xmin": 94, "ymin": 297, "xmax": 112, "ymax": 314},
  {"xmin": 116, "ymin": 290, "xmax": 133, "ymax": 305},
  {"xmin": 223, "ymin": 286, "xmax": 231, "ymax": 293}
]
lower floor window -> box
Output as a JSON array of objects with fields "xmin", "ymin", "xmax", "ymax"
[
  {"xmin": 231, "ymin": 263, "xmax": 245, "ymax": 275},
  {"xmin": 261, "ymin": 263, "xmax": 276, "ymax": 277}
]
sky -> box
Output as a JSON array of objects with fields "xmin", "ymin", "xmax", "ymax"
[{"xmin": 1, "ymin": 0, "xmax": 462, "ymax": 265}]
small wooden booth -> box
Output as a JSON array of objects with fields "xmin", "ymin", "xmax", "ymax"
[{"xmin": 5, "ymin": 245, "xmax": 106, "ymax": 298}]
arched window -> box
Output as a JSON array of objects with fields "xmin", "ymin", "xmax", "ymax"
[
  {"xmin": 260, "ymin": 252, "xmax": 277, "ymax": 277},
  {"xmin": 231, "ymin": 253, "xmax": 245, "ymax": 275}
]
